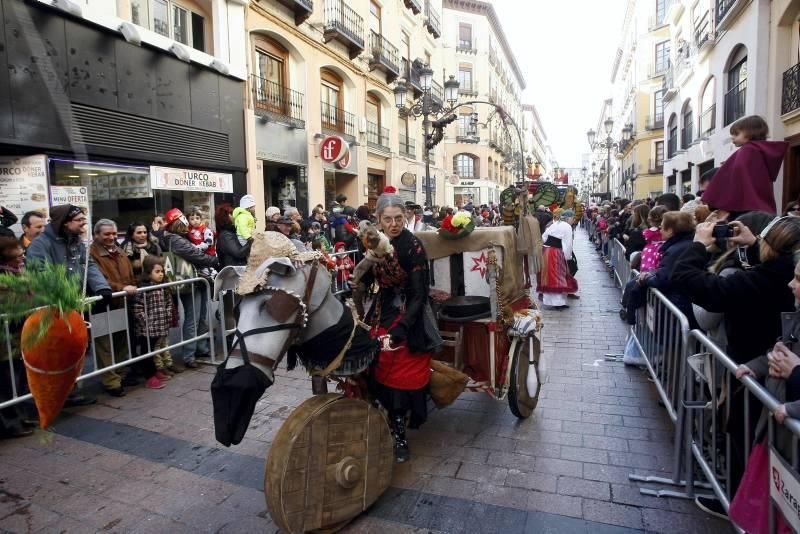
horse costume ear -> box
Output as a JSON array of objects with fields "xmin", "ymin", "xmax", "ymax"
[
  {"xmin": 213, "ymin": 266, "xmax": 245, "ymax": 300},
  {"xmin": 262, "ymin": 257, "xmax": 296, "ymax": 277}
]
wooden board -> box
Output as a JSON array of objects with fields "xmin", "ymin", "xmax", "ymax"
[{"xmin": 265, "ymin": 394, "xmax": 393, "ymax": 533}]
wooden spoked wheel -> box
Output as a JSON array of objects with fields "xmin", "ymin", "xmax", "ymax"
[
  {"xmin": 508, "ymin": 337, "xmax": 542, "ymax": 419},
  {"xmin": 264, "ymin": 394, "xmax": 394, "ymax": 533}
]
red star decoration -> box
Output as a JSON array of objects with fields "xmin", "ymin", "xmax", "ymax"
[{"xmin": 470, "ymin": 252, "xmax": 488, "ymax": 278}]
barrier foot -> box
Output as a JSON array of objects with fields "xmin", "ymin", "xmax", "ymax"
[
  {"xmin": 629, "ymin": 473, "xmax": 714, "ymax": 499},
  {"xmin": 604, "ymin": 353, "xmax": 624, "ymax": 362}
]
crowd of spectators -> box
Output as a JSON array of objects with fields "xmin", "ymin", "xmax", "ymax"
[{"xmin": 586, "ymin": 114, "xmax": 797, "ymax": 524}]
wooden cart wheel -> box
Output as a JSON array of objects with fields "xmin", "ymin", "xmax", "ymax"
[
  {"xmin": 264, "ymin": 394, "xmax": 394, "ymax": 533},
  {"xmin": 508, "ymin": 337, "xmax": 541, "ymax": 419}
]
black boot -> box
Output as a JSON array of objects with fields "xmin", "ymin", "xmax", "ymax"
[{"xmin": 391, "ymin": 414, "xmax": 410, "ymax": 464}]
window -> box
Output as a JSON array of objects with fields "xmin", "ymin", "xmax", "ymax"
[
  {"xmin": 370, "ymin": 1, "xmax": 381, "ymax": 35},
  {"xmin": 458, "ymin": 113, "xmax": 471, "ymax": 137},
  {"xmin": 655, "ymin": 141, "xmax": 664, "ymax": 164},
  {"xmin": 656, "ymin": 0, "xmax": 667, "ymax": 24},
  {"xmin": 668, "ymin": 114, "xmax": 678, "ymax": 158},
  {"xmin": 682, "ymin": 105, "xmax": 694, "ymax": 148},
  {"xmin": 454, "ymin": 154, "xmax": 476, "ymax": 178},
  {"xmin": 655, "ymin": 40, "xmax": 670, "ymax": 72},
  {"xmin": 401, "ymin": 31, "xmax": 411, "ymax": 77},
  {"xmin": 366, "ymin": 93, "xmax": 384, "ymax": 147},
  {"xmin": 254, "ymin": 36, "xmax": 289, "ymax": 115},
  {"xmin": 458, "ymin": 23, "xmax": 472, "ymax": 49},
  {"xmin": 725, "ymin": 47, "xmax": 747, "ymax": 124},
  {"xmin": 458, "ymin": 64, "xmax": 473, "ymax": 92},
  {"xmin": 654, "ymin": 89, "xmax": 664, "ymax": 122},
  {"xmin": 700, "ymin": 77, "xmax": 716, "ymax": 135},
  {"xmin": 131, "ymin": 0, "xmax": 206, "ymax": 52},
  {"xmin": 321, "ymin": 69, "xmax": 344, "ymax": 131}
]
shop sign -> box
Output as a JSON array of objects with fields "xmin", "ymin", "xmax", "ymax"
[
  {"xmin": 150, "ymin": 166, "xmax": 233, "ymax": 193},
  {"xmin": 460, "ymin": 181, "xmax": 475, "ymax": 186},
  {"xmin": 320, "ymin": 136, "xmax": 349, "ymax": 164},
  {"xmin": 0, "ymin": 155, "xmax": 48, "ymax": 234},
  {"xmin": 400, "ymin": 172, "xmax": 416, "ymax": 188},
  {"xmin": 770, "ymin": 447, "xmax": 800, "ymax": 532},
  {"xmin": 50, "ymin": 186, "xmax": 89, "ymax": 210},
  {"xmin": 335, "ymin": 151, "xmax": 351, "ymax": 169}
]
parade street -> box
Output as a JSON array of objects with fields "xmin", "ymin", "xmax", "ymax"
[{"xmin": 0, "ymin": 232, "xmax": 730, "ymax": 533}]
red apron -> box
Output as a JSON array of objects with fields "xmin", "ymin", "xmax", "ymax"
[{"xmin": 372, "ymin": 315, "xmax": 431, "ymax": 390}]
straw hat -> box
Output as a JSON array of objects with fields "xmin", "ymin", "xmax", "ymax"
[{"xmin": 237, "ymin": 231, "xmax": 320, "ymax": 295}]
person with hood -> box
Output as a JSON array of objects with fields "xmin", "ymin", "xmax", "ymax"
[
  {"xmin": 26, "ymin": 204, "xmax": 111, "ymax": 406},
  {"xmin": 160, "ymin": 208, "xmax": 219, "ymax": 368},
  {"xmin": 233, "ymin": 194, "xmax": 257, "ymax": 246},
  {"xmin": 215, "ymin": 203, "xmax": 251, "ymax": 268},
  {"xmin": 701, "ymin": 115, "xmax": 789, "ymax": 217}
]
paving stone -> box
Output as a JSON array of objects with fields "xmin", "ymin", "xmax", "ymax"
[
  {"xmin": 582, "ymin": 499, "xmax": 644, "ymax": 530},
  {"xmin": 582, "ymin": 434, "xmax": 629, "ymax": 452},
  {"xmin": 504, "ymin": 470, "xmax": 558, "ymax": 493},
  {"xmin": 557, "ymin": 476, "xmax": 611, "ymax": 501},
  {"xmin": 513, "ymin": 440, "xmax": 561, "ymax": 459},
  {"xmin": 455, "ymin": 462, "xmax": 508, "ymax": 485},
  {"xmin": 641, "ymin": 506, "xmax": 731, "ymax": 534},
  {"xmin": 526, "ymin": 490, "xmax": 583, "ymax": 519},
  {"xmin": 583, "ymin": 463, "xmax": 637, "ymax": 484},
  {"xmin": 532, "ymin": 457, "xmax": 583, "ymax": 478},
  {"xmin": 422, "ymin": 476, "xmax": 477, "ymax": 500},
  {"xmin": 610, "ymin": 484, "xmax": 674, "ymax": 511},
  {"xmin": 560, "ymin": 445, "xmax": 609, "ymax": 465},
  {"xmin": 604, "ymin": 424, "xmax": 652, "ymax": 440}
]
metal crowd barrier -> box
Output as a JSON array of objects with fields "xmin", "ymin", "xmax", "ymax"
[
  {"xmin": 609, "ymin": 238, "xmax": 628, "ymax": 288},
  {"xmin": 0, "ymin": 277, "xmax": 214, "ymax": 410}
]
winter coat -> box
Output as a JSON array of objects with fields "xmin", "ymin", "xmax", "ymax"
[
  {"xmin": 121, "ymin": 236, "xmax": 162, "ymax": 278},
  {"xmin": 639, "ymin": 228, "xmax": 664, "ymax": 273},
  {"xmin": 160, "ymin": 232, "xmax": 219, "ymax": 270},
  {"xmin": 25, "ymin": 209, "xmax": 109, "ymax": 294},
  {"xmin": 644, "ymin": 232, "xmax": 697, "ymax": 328},
  {"xmin": 623, "ymin": 225, "xmax": 647, "ymax": 260},
  {"xmin": 133, "ymin": 283, "xmax": 174, "ymax": 338},
  {"xmin": 216, "ymin": 224, "xmax": 252, "ymax": 268},
  {"xmin": 671, "ymin": 242, "xmax": 795, "ymax": 364},
  {"xmin": 232, "ymin": 207, "xmax": 255, "ymax": 241},
  {"xmin": 701, "ymin": 140, "xmax": 789, "ymax": 214}
]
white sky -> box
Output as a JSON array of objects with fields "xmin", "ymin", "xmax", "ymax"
[{"xmin": 493, "ymin": 0, "xmax": 628, "ymax": 168}]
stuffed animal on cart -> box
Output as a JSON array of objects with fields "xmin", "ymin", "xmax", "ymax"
[{"xmin": 351, "ymin": 220, "xmax": 394, "ymax": 318}]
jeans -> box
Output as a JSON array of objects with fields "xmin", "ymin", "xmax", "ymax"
[{"xmin": 179, "ymin": 284, "xmax": 209, "ymax": 364}]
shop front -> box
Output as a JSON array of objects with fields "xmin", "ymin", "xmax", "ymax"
[
  {"xmin": 255, "ymin": 122, "xmax": 309, "ymax": 215},
  {"xmin": 322, "ymin": 137, "xmax": 359, "ymax": 210},
  {"xmin": 452, "ymin": 178, "xmax": 496, "ymax": 207}
]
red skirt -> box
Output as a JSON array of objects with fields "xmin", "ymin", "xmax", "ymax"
[
  {"xmin": 371, "ymin": 315, "xmax": 431, "ymax": 390},
  {"xmin": 537, "ymin": 247, "xmax": 578, "ymax": 294}
]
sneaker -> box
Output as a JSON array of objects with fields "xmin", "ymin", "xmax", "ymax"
[
  {"xmin": 155, "ymin": 371, "xmax": 172, "ymax": 382},
  {"xmin": 145, "ymin": 376, "xmax": 165, "ymax": 389},
  {"xmin": 695, "ymin": 496, "xmax": 727, "ymax": 520},
  {"xmin": 184, "ymin": 361, "xmax": 199, "ymax": 369},
  {"xmin": 166, "ymin": 364, "xmax": 184, "ymax": 374}
]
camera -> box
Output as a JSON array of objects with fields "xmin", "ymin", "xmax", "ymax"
[{"xmin": 712, "ymin": 222, "xmax": 735, "ymax": 240}]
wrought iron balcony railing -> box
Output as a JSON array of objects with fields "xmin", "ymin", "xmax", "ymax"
[
  {"xmin": 699, "ymin": 104, "xmax": 716, "ymax": 136},
  {"xmin": 646, "ymin": 115, "xmax": 664, "ymax": 130},
  {"xmin": 321, "ymin": 101, "xmax": 356, "ymax": 138},
  {"xmin": 724, "ymin": 79, "xmax": 746, "ymax": 125},
  {"xmin": 399, "ymin": 134, "xmax": 416, "ymax": 159},
  {"xmin": 457, "ymin": 40, "xmax": 476, "ymax": 53},
  {"xmin": 694, "ymin": 10, "xmax": 713, "ymax": 49},
  {"xmin": 275, "ymin": 0, "xmax": 313, "ymax": 25},
  {"xmin": 681, "ymin": 121, "xmax": 694, "ymax": 149},
  {"xmin": 366, "ymin": 120, "xmax": 390, "ymax": 151},
  {"xmin": 424, "ymin": 0, "xmax": 441, "ymax": 38},
  {"xmin": 431, "ymin": 79, "xmax": 444, "ymax": 105},
  {"xmin": 404, "ymin": 0, "xmax": 422, "ymax": 15},
  {"xmin": 782, "ymin": 62, "xmax": 800, "ymax": 116},
  {"xmin": 369, "ymin": 31, "xmax": 400, "ymax": 83},
  {"xmin": 648, "ymin": 159, "xmax": 664, "ymax": 174},
  {"xmin": 251, "ymin": 75, "xmax": 305, "ymax": 128},
  {"xmin": 716, "ymin": 0, "xmax": 737, "ymax": 24},
  {"xmin": 323, "ymin": 0, "xmax": 365, "ymax": 59}
]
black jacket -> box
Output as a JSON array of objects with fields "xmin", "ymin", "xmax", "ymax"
[
  {"xmin": 216, "ymin": 225, "xmax": 251, "ymax": 268},
  {"xmin": 160, "ymin": 232, "xmax": 218, "ymax": 269},
  {"xmin": 645, "ymin": 232, "xmax": 698, "ymax": 328},
  {"xmin": 671, "ymin": 241, "xmax": 796, "ymax": 364},
  {"xmin": 0, "ymin": 207, "xmax": 17, "ymax": 228},
  {"xmin": 624, "ymin": 226, "xmax": 646, "ymax": 259}
]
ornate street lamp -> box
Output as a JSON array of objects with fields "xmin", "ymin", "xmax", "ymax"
[{"xmin": 586, "ymin": 118, "xmax": 627, "ymax": 197}]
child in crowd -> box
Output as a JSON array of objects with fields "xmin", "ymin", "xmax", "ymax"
[
  {"xmin": 639, "ymin": 206, "xmax": 668, "ymax": 273},
  {"xmin": 313, "ymin": 237, "xmax": 336, "ymax": 270},
  {"xmin": 701, "ymin": 115, "xmax": 789, "ymax": 217},
  {"xmin": 311, "ymin": 221, "xmax": 332, "ymax": 253},
  {"xmin": 187, "ymin": 206, "xmax": 216, "ymax": 257},
  {"xmin": 333, "ymin": 241, "xmax": 353, "ymax": 289},
  {"xmin": 133, "ymin": 256, "xmax": 179, "ymax": 389},
  {"xmin": 233, "ymin": 195, "xmax": 257, "ymax": 246}
]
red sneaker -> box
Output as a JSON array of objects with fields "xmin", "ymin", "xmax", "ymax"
[
  {"xmin": 155, "ymin": 370, "xmax": 172, "ymax": 382},
  {"xmin": 145, "ymin": 376, "xmax": 165, "ymax": 389}
]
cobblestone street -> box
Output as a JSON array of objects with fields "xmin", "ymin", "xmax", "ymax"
[{"xmin": 0, "ymin": 230, "xmax": 731, "ymax": 533}]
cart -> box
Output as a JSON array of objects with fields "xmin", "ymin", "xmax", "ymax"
[{"xmin": 417, "ymin": 224, "xmax": 544, "ymax": 418}]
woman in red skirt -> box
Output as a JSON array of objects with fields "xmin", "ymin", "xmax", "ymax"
[
  {"xmin": 538, "ymin": 208, "xmax": 578, "ymax": 308},
  {"xmin": 362, "ymin": 187, "xmax": 439, "ymax": 463}
]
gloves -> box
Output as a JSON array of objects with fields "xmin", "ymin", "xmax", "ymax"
[
  {"xmin": 388, "ymin": 323, "xmax": 407, "ymax": 345},
  {"xmin": 98, "ymin": 288, "xmax": 113, "ymax": 307}
]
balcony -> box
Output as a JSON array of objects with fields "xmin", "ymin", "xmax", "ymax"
[
  {"xmin": 694, "ymin": 11, "xmax": 714, "ymax": 57},
  {"xmin": 399, "ymin": 134, "xmax": 416, "ymax": 159},
  {"xmin": 275, "ymin": 0, "xmax": 313, "ymax": 25},
  {"xmin": 251, "ymin": 75, "xmax": 305, "ymax": 129},
  {"xmin": 459, "ymin": 81, "xmax": 478, "ymax": 97},
  {"xmin": 667, "ymin": 136, "xmax": 677, "ymax": 159},
  {"xmin": 699, "ymin": 104, "xmax": 716, "ymax": 136},
  {"xmin": 323, "ymin": 0, "xmax": 365, "ymax": 60},
  {"xmin": 321, "ymin": 101, "xmax": 356, "ymax": 139},
  {"xmin": 366, "ymin": 120, "xmax": 390, "ymax": 152},
  {"xmin": 645, "ymin": 115, "xmax": 664, "ymax": 130},
  {"xmin": 648, "ymin": 159, "xmax": 664, "ymax": 174},
  {"xmin": 662, "ymin": 65, "xmax": 677, "ymax": 102},
  {"xmin": 404, "ymin": 0, "xmax": 422, "ymax": 15},
  {"xmin": 782, "ymin": 63, "xmax": 800, "ymax": 116},
  {"xmin": 681, "ymin": 121, "xmax": 694, "ymax": 149},
  {"xmin": 457, "ymin": 127, "xmax": 479, "ymax": 144},
  {"xmin": 457, "ymin": 40, "xmax": 477, "ymax": 54},
  {"xmin": 424, "ymin": 0, "xmax": 441, "ymax": 38},
  {"xmin": 431, "ymin": 79, "xmax": 444, "ymax": 106},
  {"xmin": 369, "ymin": 31, "xmax": 400, "ymax": 83},
  {"xmin": 724, "ymin": 79, "xmax": 746, "ymax": 125},
  {"xmin": 716, "ymin": 0, "xmax": 746, "ymax": 31}
]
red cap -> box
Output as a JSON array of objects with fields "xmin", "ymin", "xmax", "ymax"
[
  {"xmin": 383, "ymin": 186, "xmax": 397, "ymax": 194},
  {"xmin": 165, "ymin": 208, "xmax": 185, "ymax": 225},
  {"xmin": 334, "ymin": 241, "xmax": 347, "ymax": 251}
]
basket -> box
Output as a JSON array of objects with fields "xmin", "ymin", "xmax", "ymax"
[{"xmin": 438, "ymin": 220, "xmax": 475, "ymax": 240}]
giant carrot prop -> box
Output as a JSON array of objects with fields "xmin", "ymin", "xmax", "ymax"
[{"xmin": 0, "ymin": 263, "xmax": 89, "ymax": 428}]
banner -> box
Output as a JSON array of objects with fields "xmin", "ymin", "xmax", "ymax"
[
  {"xmin": 150, "ymin": 166, "xmax": 233, "ymax": 193},
  {"xmin": 770, "ymin": 446, "xmax": 800, "ymax": 532},
  {"xmin": 0, "ymin": 155, "xmax": 49, "ymax": 234}
]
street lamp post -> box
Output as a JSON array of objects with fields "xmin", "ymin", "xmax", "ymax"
[
  {"xmin": 394, "ymin": 70, "xmax": 460, "ymax": 208},
  {"xmin": 586, "ymin": 119, "xmax": 631, "ymax": 198}
]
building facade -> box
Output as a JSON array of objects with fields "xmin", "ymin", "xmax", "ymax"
[
  {"xmin": 440, "ymin": 0, "xmax": 527, "ymax": 208},
  {"xmin": 246, "ymin": 0, "xmax": 447, "ymax": 218},
  {"xmin": 661, "ymin": 0, "xmax": 772, "ymax": 200},
  {"xmin": 0, "ymin": 0, "xmax": 248, "ymax": 232}
]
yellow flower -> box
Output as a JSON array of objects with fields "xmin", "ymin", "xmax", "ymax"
[{"xmin": 452, "ymin": 212, "xmax": 471, "ymax": 228}]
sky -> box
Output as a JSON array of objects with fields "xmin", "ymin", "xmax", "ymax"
[{"xmin": 493, "ymin": 0, "xmax": 628, "ymax": 168}]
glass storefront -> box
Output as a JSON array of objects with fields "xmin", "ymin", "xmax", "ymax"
[
  {"xmin": 264, "ymin": 163, "xmax": 308, "ymax": 215},
  {"xmin": 454, "ymin": 187, "xmax": 479, "ymax": 207}
]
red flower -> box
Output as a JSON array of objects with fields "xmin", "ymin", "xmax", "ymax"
[{"xmin": 440, "ymin": 215, "xmax": 456, "ymax": 233}]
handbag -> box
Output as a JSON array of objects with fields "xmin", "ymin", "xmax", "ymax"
[
  {"xmin": 567, "ymin": 253, "xmax": 578, "ymax": 277},
  {"xmin": 729, "ymin": 441, "xmax": 793, "ymax": 534},
  {"xmin": 162, "ymin": 240, "xmax": 197, "ymax": 294},
  {"xmin": 419, "ymin": 301, "xmax": 443, "ymax": 354}
]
